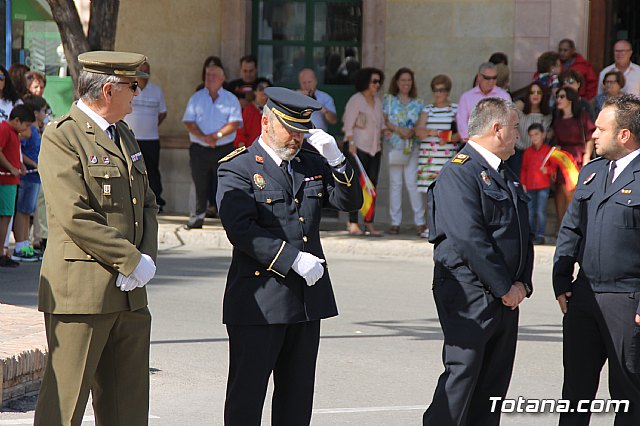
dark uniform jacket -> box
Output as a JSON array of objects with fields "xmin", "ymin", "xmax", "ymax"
[
  {"xmin": 217, "ymin": 140, "xmax": 363, "ymax": 325},
  {"xmin": 554, "ymin": 155, "xmax": 640, "ymax": 296},
  {"xmin": 38, "ymin": 104, "xmax": 158, "ymax": 314},
  {"xmin": 427, "ymin": 144, "xmax": 534, "ymax": 297}
]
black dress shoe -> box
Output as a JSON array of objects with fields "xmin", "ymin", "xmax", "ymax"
[
  {"xmin": 184, "ymin": 218, "xmax": 204, "ymax": 230},
  {"xmin": 205, "ymin": 207, "xmax": 219, "ymax": 218}
]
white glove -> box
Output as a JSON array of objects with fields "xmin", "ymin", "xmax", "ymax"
[
  {"xmin": 307, "ymin": 129, "xmax": 345, "ymax": 166},
  {"xmin": 291, "ymin": 252, "xmax": 326, "ymax": 287},
  {"xmin": 131, "ymin": 253, "xmax": 156, "ymax": 288},
  {"xmin": 116, "ymin": 273, "xmax": 141, "ymax": 292}
]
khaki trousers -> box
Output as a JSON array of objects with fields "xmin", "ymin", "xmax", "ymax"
[{"xmin": 34, "ymin": 307, "xmax": 151, "ymax": 426}]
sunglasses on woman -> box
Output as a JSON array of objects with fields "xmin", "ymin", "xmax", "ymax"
[{"xmin": 529, "ymin": 90, "xmax": 543, "ymax": 95}]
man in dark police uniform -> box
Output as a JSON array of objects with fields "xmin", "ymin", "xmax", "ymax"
[
  {"xmin": 425, "ymin": 97, "xmax": 533, "ymax": 425},
  {"xmin": 554, "ymin": 94, "xmax": 640, "ymax": 426},
  {"xmin": 216, "ymin": 87, "xmax": 362, "ymax": 425}
]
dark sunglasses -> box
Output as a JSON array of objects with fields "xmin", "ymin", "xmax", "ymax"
[
  {"xmin": 370, "ymin": 79, "xmax": 381, "ymax": 85},
  {"xmin": 480, "ymin": 74, "xmax": 498, "ymax": 81},
  {"xmin": 115, "ymin": 80, "xmax": 139, "ymax": 93},
  {"xmin": 433, "ymin": 88, "xmax": 449, "ymax": 93}
]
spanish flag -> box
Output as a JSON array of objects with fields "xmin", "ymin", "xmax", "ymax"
[
  {"xmin": 542, "ymin": 147, "xmax": 580, "ymax": 191},
  {"xmin": 354, "ymin": 155, "xmax": 376, "ymax": 222}
]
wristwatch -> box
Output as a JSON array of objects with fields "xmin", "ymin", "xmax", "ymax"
[{"xmin": 216, "ymin": 131, "xmax": 224, "ymax": 139}]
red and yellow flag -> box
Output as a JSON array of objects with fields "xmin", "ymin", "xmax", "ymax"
[
  {"xmin": 354, "ymin": 155, "xmax": 376, "ymax": 222},
  {"xmin": 542, "ymin": 147, "xmax": 580, "ymax": 191}
]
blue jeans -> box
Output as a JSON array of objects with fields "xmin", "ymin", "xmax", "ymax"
[{"xmin": 527, "ymin": 188, "xmax": 549, "ymax": 238}]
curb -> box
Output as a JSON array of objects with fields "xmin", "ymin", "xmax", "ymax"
[
  {"xmin": 0, "ymin": 304, "xmax": 47, "ymax": 406},
  {"xmin": 157, "ymin": 223, "xmax": 557, "ymax": 263},
  {"xmin": 157, "ymin": 223, "xmax": 434, "ymax": 258}
]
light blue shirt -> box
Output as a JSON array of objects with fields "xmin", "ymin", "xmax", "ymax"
[
  {"xmin": 182, "ymin": 88, "xmax": 242, "ymax": 147},
  {"xmin": 310, "ymin": 90, "xmax": 336, "ymax": 132}
]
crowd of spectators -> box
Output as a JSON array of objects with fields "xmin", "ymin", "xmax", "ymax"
[{"xmin": 1, "ymin": 37, "xmax": 637, "ymax": 266}]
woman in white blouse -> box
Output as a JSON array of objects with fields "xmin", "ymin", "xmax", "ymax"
[{"xmin": 342, "ymin": 67, "xmax": 386, "ymax": 236}]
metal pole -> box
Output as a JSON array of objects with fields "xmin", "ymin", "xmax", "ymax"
[{"xmin": 4, "ymin": 0, "xmax": 11, "ymax": 68}]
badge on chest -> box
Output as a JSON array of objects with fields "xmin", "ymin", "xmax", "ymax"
[{"xmin": 103, "ymin": 184, "xmax": 112, "ymax": 196}]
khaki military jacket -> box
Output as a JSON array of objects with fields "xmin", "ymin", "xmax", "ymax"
[{"xmin": 38, "ymin": 104, "xmax": 158, "ymax": 314}]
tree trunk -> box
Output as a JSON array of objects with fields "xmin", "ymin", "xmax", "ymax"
[
  {"xmin": 46, "ymin": 0, "xmax": 89, "ymax": 89},
  {"xmin": 87, "ymin": 0, "xmax": 120, "ymax": 51},
  {"xmin": 46, "ymin": 0, "xmax": 120, "ymax": 95}
]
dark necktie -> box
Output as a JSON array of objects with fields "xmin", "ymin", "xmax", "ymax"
[
  {"xmin": 107, "ymin": 125, "xmax": 122, "ymax": 153},
  {"xmin": 280, "ymin": 160, "xmax": 293, "ymax": 188},
  {"xmin": 605, "ymin": 160, "xmax": 617, "ymax": 191},
  {"xmin": 498, "ymin": 161, "xmax": 507, "ymax": 181}
]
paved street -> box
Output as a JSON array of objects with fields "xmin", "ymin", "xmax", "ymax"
[{"xmin": 0, "ymin": 244, "xmax": 616, "ymax": 425}]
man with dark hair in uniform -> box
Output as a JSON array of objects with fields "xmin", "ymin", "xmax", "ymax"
[
  {"xmin": 216, "ymin": 87, "xmax": 362, "ymax": 425},
  {"xmin": 554, "ymin": 93, "xmax": 640, "ymax": 425},
  {"xmin": 425, "ymin": 97, "xmax": 533, "ymax": 425}
]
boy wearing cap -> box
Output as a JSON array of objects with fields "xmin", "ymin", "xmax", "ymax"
[
  {"xmin": 217, "ymin": 87, "xmax": 363, "ymax": 425},
  {"xmin": 34, "ymin": 51, "xmax": 158, "ymax": 426}
]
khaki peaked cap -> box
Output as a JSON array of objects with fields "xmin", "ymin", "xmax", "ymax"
[{"xmin": 78, "ymin": 51, "xmax": 149, "ymax": 77}]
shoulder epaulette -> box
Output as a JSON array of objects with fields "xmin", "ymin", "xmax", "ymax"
[
  {"xmin": 52, "ymin": 114, "xmax": 72, "ymax": 128},
  {"xmin": 451, "ymin": 153, "xmax": 470, "ymax": 165},
  {"xmin": 219, "ymin": 146, "xmax": 248, "ymax": 163}
]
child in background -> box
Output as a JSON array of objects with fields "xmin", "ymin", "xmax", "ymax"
[
  {"xmin": 520, "ymin": 123, "xmax": 555, "ymax": 245},
  {"xmin": 12, "ymin": 96, "xmax": 46, "ymax": 262},
  {"xmin": 0, "ymin": 105, "xmax": 34, "ymax": 267}
]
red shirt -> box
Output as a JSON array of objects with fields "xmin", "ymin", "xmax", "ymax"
[
  {"xmin": 0, "ymin": 121, "xmax": 21, "ymax": 185},
  {"xmin": 521, "ymin": 143, "xmax": 555, "ymax": 191},
  {"xmin": 234, "ymin": 102, "xmax": 261, "ymax": 148},
  {"xmin": 562, "ymin": 53, "xmax": 598, "ymax": 100}
]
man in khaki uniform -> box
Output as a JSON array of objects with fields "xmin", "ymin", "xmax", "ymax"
[{"xmin": 34, "ymin": 51, "xmax": 159, "ymax": 426}]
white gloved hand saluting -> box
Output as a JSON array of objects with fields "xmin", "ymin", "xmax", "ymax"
[
  {"xmin": 291, "ymin": 251, "xmax": 326, "ymax": 286},
  {"xmin": 307, "ymin": 129, "xmax": 345, "ymax": 167}
]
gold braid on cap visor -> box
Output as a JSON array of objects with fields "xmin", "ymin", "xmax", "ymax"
[{"xmin": 270, "ymin": 107, "xmax": 312, "ymax": 124}]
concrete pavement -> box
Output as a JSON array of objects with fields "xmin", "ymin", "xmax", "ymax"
[{"xmin": 1, "ymin": 245, "xmax": 615, "ymax": 425}]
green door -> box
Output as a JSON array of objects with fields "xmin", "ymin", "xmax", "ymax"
[{"xmin": 252, "ymin": 0, "xmax": 363, "ymax": 136}]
